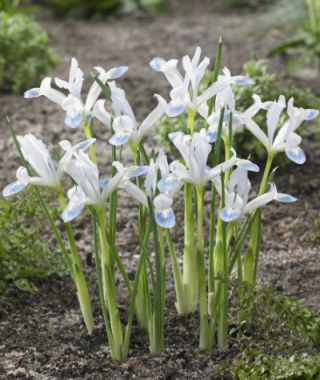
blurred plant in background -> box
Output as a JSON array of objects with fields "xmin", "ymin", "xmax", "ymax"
[
  {"xmin": 155, "ymin": 59, "xmax": 320, "ymax": 163},
  {"xmin": 225, "ymin": 0, "xmax": 272, "ymax": 9},
  {"xmin": 0, "ymin": 10, "xmax": 59, "ymax": 93},
  {"xmin": 269, "ymin": 0, "xmax": 320, "ymax": 80},
  {"xmin": 0, "ymin": 193, "xmax": 66, "ymax": 298},
  {"xmin": 47, "ymin": 0, "xmax": 164, "ymax": 18}
]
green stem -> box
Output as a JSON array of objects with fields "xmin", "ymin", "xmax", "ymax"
[
  {"xmin": 83, "ymin": 122, "xmax": 97, "ymax": 164},
  {"xmin": 196, "ymin": 186, "xmax": 210, "ymax": 351},
  {"xmin": 57, "ymin": 188, "xmax": 94, "ymax": 334},
  {"xmin": 97, "ymin": 207, "xmax": 124, "ymax": 360}
]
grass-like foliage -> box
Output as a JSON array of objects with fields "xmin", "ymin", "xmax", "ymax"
[
  {"xmin": 48, "ymin": 0, "xmax": 164, "ymax": 17},
  {"xmin": 0, "ymin": 193, "xmax": 66, "ymax": 297},
  {"xmin": 0, "ymin": 12, "xmax": 58, "ymax": 93},
  {"xmin": 155, "ymin": 59, "xmax": 320, "ymax": 163}
]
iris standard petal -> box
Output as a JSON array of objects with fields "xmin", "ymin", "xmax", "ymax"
[{"xmin": 285, "ymin": 147, "xmax": 306, "ymax": 164}]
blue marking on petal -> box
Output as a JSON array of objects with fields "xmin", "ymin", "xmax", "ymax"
[
  {"xmin": 165, "ymin": 104, "xmax": 185, "ymax": 117},
  {"xmin": 109, "ymin": 133, "xmax": 131, "ymax": 146},
  {"xmin": 65, "ymin": 112, "xmax": 83, "ymax": 128},
  {"xmin": 220, "ymin": 207, "xmax": 241, "ymax": 222},
  {"xmin": 158, "ymin": 177, "xmax": 180, "ymax": 193},
  {"xmin": 128, "ymin": 166, "xmax": 149, "ymax": 179},
  {"xmin": 276, "ymin": 194, "xmax": 297, "ymax": 203},
  {"xmin": 285, "ymin": 148, "xmax": 306, "ymax": 164},
  {"xmin": 61, "ymin": 203, "xmax": 84, "ymax": 222},
  {"xmin": 238, "ymin": 161, "xmax": 260, "ymax": 172},
  {"xmin": 306, "ymin": 109, "xmax": 319, "ymax": 120},
  {"xmin": 155, "ymin": 208, "xmax": 175, "ymax": 229},
  {"xmin": 24, "ymin": 89, "xmax": 41, "ymax": 99},
  {"xmin": 2, "ymin": 181, "xmax": 28, "ymax": 197},
  {"xmin": 206, "ymin": 130, "xmax": 217, "ymax": 143},
  {"xmin": 85, "ymin": 114, "xmax": 92, "ymax": 124},
  {"xmin": 76, "ymin": 138, "xmax": 96, "ymax": 152},
  {"xmin": 99, "ymin": 177, "xmax": 110, "ymax": 188},
  {"xmin": 234, "ymin": 76, "xmax": 255, "ymax": 85},
  {"xmin": 109, "ymin": 66, "xmax": 128, "ymax": 79},
  {"xmin": 149, "ymin": 57, "xmax": 166, "ymax": 71}
]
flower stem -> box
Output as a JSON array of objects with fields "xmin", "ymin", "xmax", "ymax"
[
  {"xmin": 83, "ymin": 121, "xmax": 97, "ymax": 164},
  {"xmin": 57, "ymin": 188, "xmax": 94, "ymax": 334}
]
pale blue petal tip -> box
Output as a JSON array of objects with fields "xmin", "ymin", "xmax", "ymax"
[
  {"xmin": 238, "ymin": 161, "xmax": 260, "ymax": 172},
  {"xmin": 158, "ymin": 177, "xmax": 180, "ymax": 193},
  {"xmin": 129, "ymin": 166, "xmax": 149, "ymax": 178},
  {"xmin": 220, "ymin": 208, "xmax": 241, "ymax": 222},
  {"xmin": 99, "ymin": 177, "xmax": 110, "ymax": 188},
  {"xmin": 2, "ymin": 181, "xmax": 28, "ymax": 197},
  {"xmin": 109, "ymin": 133, "xmax": 130, "ymax": 146},
  {"xmin": 24, "ymin": 89, "xmax": 41, "ymax": 99},
  {"xmin": 276, "ymin": 194, "xmax": 297, "ymax": 203},
  {"xmin": 149, "ymin": 57, "xmax": 166, "ymax": 71},
  {"xmin": 306, "ymin": 109, "xmax": 319, "ymax": 120},
  {"xmin": 109, "ymin": 66, "xmax": 128, "ymax": 79},
  {"xmin": 286, "ymin": 148, "xmax": 306, "ymax": 164},
  {"xmin": 77, "ymin": 139, "xmax": 95, "ymax": 152},
  {"xmin": 165, "ymin": 104, "xmax": 185, "ymax": 117},
  {"xmin": 155, "ymin": 209, "xmax": 175, "ymax": 229},
  {"xmin": 206, "ymin": 131, "xmax": 217, "ymax": 143},
  {"xmin": 65, "ymin": 113, "xmax": 83, "ymax": 128},
  {"xmin": 62, "ymin": 203, "xmax": 84, "ymax": 223}
]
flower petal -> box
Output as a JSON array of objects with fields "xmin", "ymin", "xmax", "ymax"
[
  {"xmin": 24, "ymin": 88, "xmax": 41, "ymax": 99},
  {"xmin": 61, "ymin": 202, "xmax": 85, "ymax": 223},
  {"xmin": 285, "ymin": 147, "xmax": 306, "ymax": 164},
  {"xmin": 275, "ymin": 193, "xmax": 297, "ymax": 203},
  {"xmin": 149, "ymin": 57, "xmax": 167, "ymax": 71},
  {"xmin": 2, "ymin": 181, "xmax": 28, "ymax": 197},
  {"xmin": 220, "ymin": 207, "xmax": 242, "ymax": 222},
  {"xmin": 155, "ymin": 208, "xmax": 176, "ymax": 229},
  {"xmin": 165, "ymin": 103, "xmax": 185, "ymax": 117}
]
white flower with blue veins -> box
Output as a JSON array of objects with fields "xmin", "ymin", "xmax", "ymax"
[
  {"xmin": 168, "ymin": 129, "xmax": 258, "ymax": 188},
  {"xmin": 2, "ymin": 134, "xmax": 94, "ymax": 197},
  {"xmin": 62, "ymin": 152, "xmax": 147, "ymax": 222},
  {"xmin": 219, "ymin": 167, "xmax": 297, "ymax": 222},
  {"xmin": 24, "ymin": 58, "xmax": 128, "ymax": 128},
  {"xmin": 150, "ymin": 47, "xmax": 229, "ymax": 118},
  {"xmin": 92, "ymin": 81, "xmax": 167, "ymax": 147},
  {"xmin": 242, "ymin": 95, "xmax": 319, "ymax": 164}
]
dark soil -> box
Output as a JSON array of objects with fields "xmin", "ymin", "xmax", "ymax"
[{"xmin": 1, "ymin": 0, "xmax": 320, "ymax": 379}]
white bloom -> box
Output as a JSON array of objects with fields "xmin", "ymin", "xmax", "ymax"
[
  {"xmin": 219, "ymin": 167, "xmax": 296, "ymax": 222},
  {"xmin": 62, "ymin": 152, "xmax": 146, "ymax": 222},
  {"xmin": 24, "ymin": 58, "xmax": 128, "ymax": 128},
  {"xmin": 2, "ymin": 135, "xmax": 96, "ymax": 198},
  {"xmin": 97, "ymin": 81, "xmax": 167, "ymax": 147},
  {"xmin": 242, "ymin": 95, "xmax": 319, "ymax": 164},
  {"xmin": 168, "ymin": 129, "xmax": 257, "ymax": 187},
  {"xmin": 150, "ymin": 48, "xmax": 253, "ymax": 120}
]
